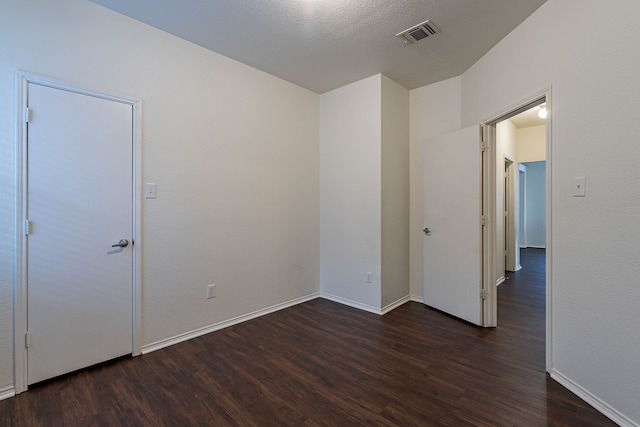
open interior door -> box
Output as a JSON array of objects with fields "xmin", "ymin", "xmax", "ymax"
[{"xmin": 422, "ymin": 125, "xmax": 483, "ymax": 325}]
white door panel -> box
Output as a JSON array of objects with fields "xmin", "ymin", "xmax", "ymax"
[
  {"xmin": 27, "ymin": 83, "xmax": 133, "ymax": 384},
  {"xmin": 422, "ymin": 126, "xmax": 482, "ymax": 325}
]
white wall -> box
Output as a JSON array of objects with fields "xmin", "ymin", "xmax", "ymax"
[
  {"xmin": 381, "ymin": 76, "xmax": 410, "ymax": 308},
  {"xmin": 522, "ymin": 162, "xmax": 546, "ymax": 248},
  {"xmin": 319, "ymin": 74, "xmax": 409, "ymax": 312},
  {"xmin": 409, "ymin": 77, "xmax": 461, "ymax": 299},
  {"xmin": 319, "ymin": 75, "xmax": 382, "ymax": 310},
  {"xmin": 517, "ymin": 125, "xmax": 546, "ymax": 163},
  {"xmin": 0, "ymin": 0, "xmax": 319, "ymax": 392},
  {"xmin": 458, "ymin": 0, "xmax": 640, "ymax": 423}
]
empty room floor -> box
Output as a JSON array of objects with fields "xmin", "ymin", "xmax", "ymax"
[{"xmin": 0, "ymin": 249, "xmax": 615, "ymax": 426}]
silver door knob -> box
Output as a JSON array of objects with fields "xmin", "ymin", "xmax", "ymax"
[{"xmin": 111, "ymin": 239, "xmax": 129, "ymax": 248}]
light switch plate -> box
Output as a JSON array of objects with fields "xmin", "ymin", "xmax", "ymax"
[
  {"xmin": 573, "ymin": 176, "xmax": 586, "ymax": 197},
  {"xmin": 145, "ymin": 183, "xmax": 157, "ymax": 199}
]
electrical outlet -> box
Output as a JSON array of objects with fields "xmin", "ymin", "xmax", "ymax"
[
  {"xmin": 144, "ymin": 183, "xmax": 157, "ymax": 199},
  {"xmin": 206, "ymin": 284, "xmax": 216, "ymax": 299}
]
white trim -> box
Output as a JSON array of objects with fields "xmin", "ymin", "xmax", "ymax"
[
  {"xmin": 496, "ymin": 275, "xmax": 506, "ymax": 286},
  {"xmin": 13, "ymin": 72, "xmax": 28, "ymax": 394},
  {"xmin": 481, "ymin": 123, "xmax": 496, "ymax": 327},
  {"xmin": 550, "ymin": 370, "xmax": 638, "ymax": 427},
  {"xmin": 142, "ymin": 293, "xmax": 320, "ymax": 354},
  {"xmin": 504, "ymin": 156, "xmax": 517, "ymax": 272},
  {"xmin": 13, "ymin": 71, "xmax": 143, "ymax": 393},
  {"xmin": 0, "ymin": 386, "xmax": 16, "ymax": 401},
  {"xmin": 319, "ymin": 293, "xmax": 382, "ymax": 315},
  {"xmin": 381, "ymin": 295, "xmax": 411, "ymax": 314},
  {"xmin": 514, "ymin": 264, "xmax": 522, "ymax": 272},
  {"xmin": 131, "ymin": 91, "xmax": 143, "ymax": 358},
  {"xmin": 544, "ymin": 89, "xmax": 553, "ymax": 372}
]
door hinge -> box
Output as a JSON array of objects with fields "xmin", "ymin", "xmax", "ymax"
[
  {"xmin": 24, "ymin": 107, "xmax": 32, "ymax": 123},
  {"xmin": 25, "ymin": 332, "xmax": 31, "ymax": 349},
  {"xmin": 480, "ymin": 141, "xmax": 488, "ymax": 152},
  {"xmin": 481, "ymin": 289, "xmax": 488, "ymax": 300},
  {"xmin": 480, "ymin": 216, "xmax": 486, "ymax": 226},
  {"xmin": 24, "ymin": 220, "xmax": 32, "ymax": 235}
]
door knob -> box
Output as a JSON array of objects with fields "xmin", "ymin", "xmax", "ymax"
[
  {"xmin": 423, "ymin": 227, "xmax": 430, "ymax": 235},
  {"xmin": 111, "ymin": 239, "xmax": 129, "ymax": 248}
]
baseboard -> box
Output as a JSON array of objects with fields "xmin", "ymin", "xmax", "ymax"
[
  {"xmin": 319, "ymin": 293, "xmax": 411, "ymax": 316},
  {"xmin": 0, "ymin": 386, "xmax": 15, "ymax": 401},
  {"xmin": 523, "ymin": 245, "xmax": 546, "ymax": 249},
  {"xmin": 514, "ymin": 264, "xmax": 522, "ymax": 271},
  {"xmin": 550, "ymin": 369, "xmax": 638, "ymax": 427},
  {"xmin": 496, "ymin": 276, "xmax": 505, "ymax": 286},
  {"xmin": 410, "ymin": 295, "xmax": 424, "ymax": 304},
  {"xmin": 381, "ymin": 295, "xmax": 411, "ymax": 314},
  {"xmin": 142, "ymin": 292, "xmax": 320, "ymax": 354},
  {"xmin": 319, "ymin": 293, "xmax": 382, "ymax": 315}
]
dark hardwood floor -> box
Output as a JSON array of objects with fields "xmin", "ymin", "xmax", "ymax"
[{"xmin": 1, "ymin": 249, "xmax": 615, "ymax": 426}]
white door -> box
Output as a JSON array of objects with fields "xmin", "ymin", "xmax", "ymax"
[
  {"xmin": 422, "ymin": 126, "xmax": 483, "ymax": 325},
  {"xmin": 27, "ymin": 83, "xmax": 133, "ymax": 384}
]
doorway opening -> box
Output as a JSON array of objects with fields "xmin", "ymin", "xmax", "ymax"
[
  {"xmin": 481, "ymin": 87, "xmax": 551, "ymax": 370},
  {"xmin": 14, "ymin": 71, "xmax": 143, "ymax": 393}
]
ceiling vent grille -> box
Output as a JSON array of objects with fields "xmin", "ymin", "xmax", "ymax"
[{"xmin": 396, "ymin": 20, "xmax": 439, "ymax": 44}]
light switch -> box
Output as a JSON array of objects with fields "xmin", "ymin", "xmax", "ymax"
[
  {"xmin": 573, "ymin": 176, "xmax": 586, "ymax": 197},
  {"xmin": 145, "ymin": 183, "xmax": 157, "ymax": 199}
]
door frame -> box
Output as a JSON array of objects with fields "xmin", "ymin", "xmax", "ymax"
[
  {"xmin": 481, "ymin": 86, "xmax": 552, "ymax": 371},
  {"xmin": 13, "ymin": 71, "xmax": 142, "ymax": 393},
  {"xmin": 504, "ymin": 156, "xmax": 517, "ymax": 273}
]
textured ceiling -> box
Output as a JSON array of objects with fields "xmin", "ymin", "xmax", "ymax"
[{"xmin": 89, "ymin": 0, "xmax": 546, "ymax": 94}]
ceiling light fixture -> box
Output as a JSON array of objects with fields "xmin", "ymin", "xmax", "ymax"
[{"xmin": 537, "ymin": 105, "xmax": 547, "ymax": 119}]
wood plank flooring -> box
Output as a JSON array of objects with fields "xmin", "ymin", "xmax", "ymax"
[{"xmin": 1, "ymin": 249, "xmax": 616, "ymax": 426}]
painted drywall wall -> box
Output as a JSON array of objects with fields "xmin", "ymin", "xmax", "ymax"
[
  {"xmin": 319, "ymin": 75, "xmax": 382, "ymax": 310},
  {"xmin": 517, "ymin": 125, "xmax": 546, "ymax": 163},
  {"xmin": 409, "ymin": 77, "xmax": 462, "ymax": 299},
  {"xmin": 459, "ymin": 0, "xmax": 640, "ymax": 423},
  {"xmin": 320, "ymin": 74, "xmax": 409, "ymax": 311},
  {"xmin": 381, "ymin": 76, "xmax": 410, "ymax": 308},
  {"xmin": 522, "ymin": 162, "xmax": 546, "ymax": 248},
  {"xmin": 0, "ymin": 0, "xmax": 319, "ymax": 392}
]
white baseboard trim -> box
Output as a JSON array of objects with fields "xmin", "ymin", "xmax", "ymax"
[
  {"xmin": 514, "ymin": 264, "xmax": 522, "ymax": 271},
  {"xmin": 381, "ymin": 295, "xmax": 411, "ymax": 315},
  {"xmin": 0, "ymin": 386, "xmax": 15, "ymax": 401},
  {"xmin": 550, "ymin": 369, "xmax": 638, "ymax": 427},
  {"xmin": 523, "ymin": 245, "xmax": 546, "ymax": 249},
  {"xmin": 142, "ymin": 292, "xmax": 320, "ymax": 354},
  {"xmin": 319, "ymin": 293, "xmax": 382, "ymax": 315},
  {"xmin": 410, "ymin": 295, "xmax": 424, "ymax": 304},
  {"xmin": 319, "ymin": 293, "xmax": 411, "ymax": 315},
  {"xmin": 496, "ymin": 276, "xmax": 506, "ymax": 286}
]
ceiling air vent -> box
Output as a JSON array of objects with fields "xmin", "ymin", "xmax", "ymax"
[{"xmin": 396, "ymin": 20, "xmax": 439, "ymax": 44}]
